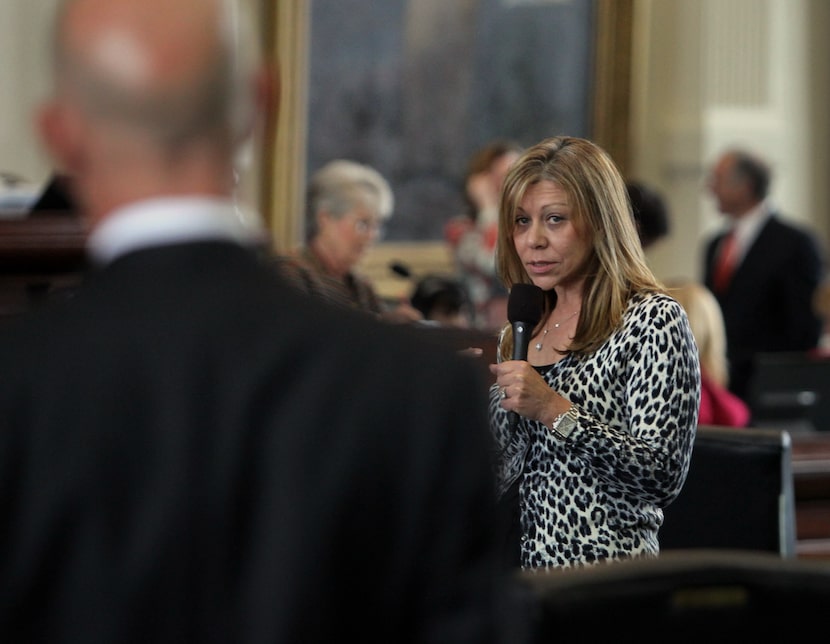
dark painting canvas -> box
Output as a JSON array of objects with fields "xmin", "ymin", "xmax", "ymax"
[{"xmin": 308, "ymin": 0, "xmax": 595, "ymax": 241}]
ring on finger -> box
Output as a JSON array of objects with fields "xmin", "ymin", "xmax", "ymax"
[{"xmin": 500, "ymin": 387, "xmax": 508, "ymax": 400}]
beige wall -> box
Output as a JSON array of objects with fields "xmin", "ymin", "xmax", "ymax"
[
  {"xmin": 0, "ymin": 2, "xmax": 58, "ymax": 189},
  {"xmin": 631, "ymin": 0, "xmax": 830, "ymax": 283},
  {"xmin": 0, "ymin": 0, "xmax": 270, "ymax": 220}
]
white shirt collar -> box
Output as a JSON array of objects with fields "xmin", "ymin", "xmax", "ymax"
[
  {"xmin": 87, "ymin": 197, "xmax": 267, "ymax": 265},
  {"xmin": 725, "ymin": 200, "xmax": 772, "ymax": 261}
]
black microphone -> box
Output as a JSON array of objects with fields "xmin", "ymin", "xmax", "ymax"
[{"xmin": 506, "ymin": 283, "xmax": 545, "ymax": 430}]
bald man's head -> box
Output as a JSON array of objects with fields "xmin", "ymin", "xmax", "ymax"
[{"xmin": 51, "ymin": 0, "xmax": 260, "ymax": 149}]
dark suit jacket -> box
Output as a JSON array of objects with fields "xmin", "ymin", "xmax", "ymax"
[
  {"xmin": 0, "ymin": 241, "xmax": 509, "ymax": 643},
  {"xmin": 703, "ymin": 214, "xmax": 824, "ymax": 401}
]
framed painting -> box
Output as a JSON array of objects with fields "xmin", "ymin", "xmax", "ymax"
[{"xmin": 261, "ymin": 0, "xmax": 632, "ymax": 251}]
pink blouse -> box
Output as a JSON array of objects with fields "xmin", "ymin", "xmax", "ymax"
[{"xmin": 698, "ymin": 373, "xmax": 751, "ymax": 428}]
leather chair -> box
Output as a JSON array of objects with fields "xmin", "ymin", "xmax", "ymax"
[
  {"xmin": 659, "ymin": 424, "xmax": 797, "ymax": 557},
  {"xmin": 747, "ymin": 351, "xmax": 830, "ymax": 434},
  {"xmin": 517, "ymin": 550, "xmax": 830, "ymax": 642}
]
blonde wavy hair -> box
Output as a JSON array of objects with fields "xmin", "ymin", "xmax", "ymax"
[
  {"xmin": 667, "ymin": 280, "xmax": 730, "ymax": 387},
  {"xmin": 495, "ymin": 136, "xmax": 665, "ymax": 360}
]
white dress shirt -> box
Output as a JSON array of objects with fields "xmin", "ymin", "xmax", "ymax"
[{"xmin": 87, "ymin": 197, "xmax": 267, "ymax": 265}]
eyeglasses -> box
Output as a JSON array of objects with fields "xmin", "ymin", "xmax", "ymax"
[{"xmin": 353, "ymin": 216, "xmax": 384, "ymax": 237}]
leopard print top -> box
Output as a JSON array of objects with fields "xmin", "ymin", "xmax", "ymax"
[{"xmin": 490, "ymin": 291, "xmax": 701, "ymax": 570}]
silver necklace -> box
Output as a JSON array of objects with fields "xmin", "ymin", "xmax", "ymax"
[{"xmin": 534, "ymin": 310, "xmax": 580, "ymax": 351}]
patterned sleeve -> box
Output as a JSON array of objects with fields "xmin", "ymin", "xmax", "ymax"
[
  {"xmin": 562, "ymin": 294, "xmax": 701, "ymax": 507},
  {"xmin": 488, "ymin": 326, "xmax": 529, "ymax": 499}
]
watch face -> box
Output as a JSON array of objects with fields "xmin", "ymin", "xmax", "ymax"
[{"xmin": 555, "ymin": 411, "xmax": 577, "ymax": 438}]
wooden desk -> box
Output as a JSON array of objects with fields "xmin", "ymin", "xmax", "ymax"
[
  {"xmin": 791, "ymin": 431, "xmax": 830, "ymax": 559},
  {"xmin": 0, "ymin": 214, "xmax": 87, "ymax": 318}
]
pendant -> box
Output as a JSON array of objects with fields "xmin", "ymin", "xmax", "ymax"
[{"xmin": 535, "ymin": 328, "xmax": 549, "ymax": 351}]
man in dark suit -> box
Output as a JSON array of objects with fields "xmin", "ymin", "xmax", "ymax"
[
  {"xmin": 703, "ymin": 148, "xmax": 825, "ymax": 404},
  {"xmin": 0, "ymin": 1, "xmax": 515, "ymax": 642}
]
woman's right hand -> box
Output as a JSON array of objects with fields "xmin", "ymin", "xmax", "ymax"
[{"xmin": 489, "ymin": 360, "xmax": 569, "ymax": 428}]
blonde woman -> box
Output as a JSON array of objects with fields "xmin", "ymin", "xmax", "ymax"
[
  {"xmin": 489, "ymin": 136, "xmax": 700, "ymax": 569},
  {"xmin": 669, "ymin": 280, "xmax": 750, "ymax": 427}
]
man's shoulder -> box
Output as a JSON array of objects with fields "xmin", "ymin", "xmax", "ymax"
[
  {"xmin": 760, "ymin": 214, "xmax": 824, "ymax": 254},
  {"xmin": 764, "ymin": 212, "xmax": 819, "ymax": 237},
  {"xmin": 357, "ymin": 317, "xmax": 488, "ymax": 383}
]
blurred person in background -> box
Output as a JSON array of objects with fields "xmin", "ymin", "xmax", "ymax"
[
  {"xmin": 669, "ymin": 280, "xmax": 750, "ymax": 427},
  {"xmin": 276, "ymin": 159, "xmax": 422, "ymax": 324},
  {"xmin": 445, "ymin": 139, "xmax": 523, "ymax": 331},
  {"xmin": 626, "ymin": 179, "xmax": 670, "ymax": 251},
  {"xmin": 703, "ymin": 148, "xmax": 825, "ymax": 403},
  {"xmin": 410, "ymin": 273, "xmax": 474, "ymax": 329}
]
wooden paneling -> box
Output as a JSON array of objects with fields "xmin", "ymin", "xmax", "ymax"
[
  {"xmin": 0, "ymin": 214, "xmax": 87, "ymax": 318},
  {"xmin": 791, "ymin": 432, "xmax": 830, "ymax": 559}
]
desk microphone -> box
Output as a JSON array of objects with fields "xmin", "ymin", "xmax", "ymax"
[
  {"xmin": 506, "ymin": 283, "xmax": 545, "ymax": 430},
  {"xmin": 389, "ymin": 261, "xmax": 412, "ymax": 279}
]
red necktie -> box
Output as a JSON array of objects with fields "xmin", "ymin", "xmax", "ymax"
[{"xmin": 713, "ymin": 230, "xmax": 737, "ymax": 293}]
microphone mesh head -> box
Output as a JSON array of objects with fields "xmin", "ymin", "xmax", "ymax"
[{"xmin": 507, "ymin": 283, "xmax": 545, "ymax": 325}]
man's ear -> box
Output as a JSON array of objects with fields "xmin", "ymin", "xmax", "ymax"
[{"xmin": 35, "ymin": 100, "xmax": 85, "ymax": 175}]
